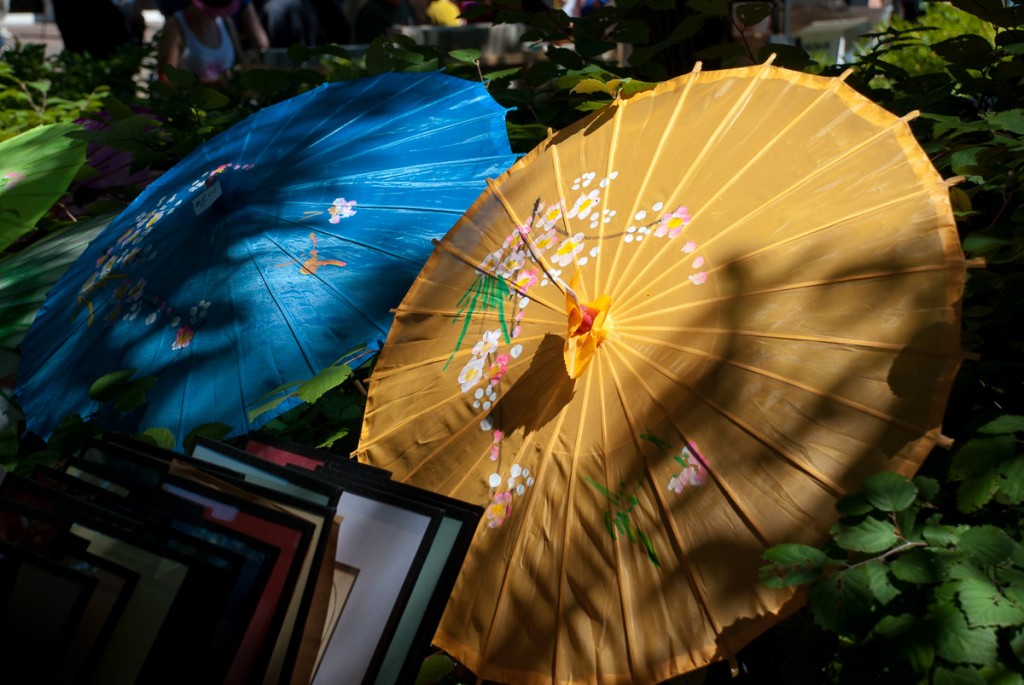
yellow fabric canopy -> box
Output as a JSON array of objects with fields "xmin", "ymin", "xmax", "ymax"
[{"xmin": 357, "ymin": 59, "xmax": 966, "ymax": 684}]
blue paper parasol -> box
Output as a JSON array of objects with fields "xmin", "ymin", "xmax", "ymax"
[{"xmin": 16, "ymin": 71, "xmax": 517, "ymax": 445}]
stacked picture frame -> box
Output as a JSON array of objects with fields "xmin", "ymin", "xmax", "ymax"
[{"xmin": 0, "ymin": 432, "xmax": 483, "ymax": 684}]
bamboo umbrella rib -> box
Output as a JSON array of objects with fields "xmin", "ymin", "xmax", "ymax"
[
  {"xmin": 620, "ymin": 330, "xmax": 933, "ymax": 439},
  {"xmin": 590, "ymin": 91, "xmax": 626, "ymax": 301},
  {"xmin": 604, "ymin": 351, "xmax": 724, "ymax": 639},
  {"xmin": 605, "ymin": 339, "xmax": 768, "ymax": 546},
  {"xmin": 245, "ymin": 238, "xmax": 320, "ymax": 372},
  {"xmin": 547, "ymin": 134, "xmax": 577, "ymax": 298},
  {"xmin": 618, "ymin": 176, "xmax": 951, "ymax": 316},
  {"xmin": 360, "ymin": 349, "xmax": 538, "ymax": 455},
  {"xmin": 368, "ymin": 332, "xmax": 547, "ymax": 382},
  {"xmin": 616, "ymin": 263, "xmax": 958, "ymax": 326},
  {"xmin": 604, "ymin": 63, "xmax": 703, "ymax": 291},
  {"xmin": 617, "ymin": 111, "xmax": 925, "ymax": 312},
  {"xmin": 596, "ymin": 359, "xmax": 640, "ymax": 675},
  {"xmin": 553, "ymin": 369, "xmax": 596, "ymax": 682},
  {"xmin": 611, "ymin": 58, "xmax": 776, "ymax": 303},
  {"xmin": 481, "ymin": 405, "xmax": 573, "ymax": 668},
  {"xmin": 613, "ymin": 337, "xmax": 844, "ymax": 497},
  {"xmin": 302, "ymin": 78, "xmax": 489, "ymax": 162},
  {"xmin": 257, "ymin": 231, "xmax": 388, "ymax": 337},
  {"xmin": 621, "ymin": 326, "xmax": 954, "ymax": 357},
  {"xmin": 256, "ymin": 221, "xmax": 382, "ymax": 270},
  {"xmin": 434, "ymin": 228, "xmax": 568, "ymax": 315},
  {"xmin": 488, "ymin": 178, "xmax": 570, "ymax": 299}
]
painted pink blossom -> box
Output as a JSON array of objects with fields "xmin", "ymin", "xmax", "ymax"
[
  {"xmin": 654, "ymin": 206, "xmax": 691, "ymax": 238},
  {"xmin": 329, "ymin": 198, "xmax": 357, "ymax": 223},
  {"xmin": 487, "ymin": 492, "xmax": 513, "ymax": 528},
  {"xmin": 490, "ymin": 430, "xmax": 503, "ymax": 461},
  {"xmin": 172, "ymin": 325, "xmax": 195, "ymax": 350},
  {"xmin": 488, "ymin": 353, "xmax": 510, "ymax": 385}
]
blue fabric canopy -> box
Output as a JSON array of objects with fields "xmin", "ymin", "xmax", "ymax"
[{"xmin": 17, "ymin": 71, "xmax": 516, "ymax": 446}]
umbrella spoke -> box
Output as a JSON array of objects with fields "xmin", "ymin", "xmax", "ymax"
[{"xmin": 602, "ymin": 350, "xmax": 726, "ymax": 641}]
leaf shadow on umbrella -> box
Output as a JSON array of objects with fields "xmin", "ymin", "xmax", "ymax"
[
  {"xmin": 356, "ymin": 64, "xmax": 965, "ymax": 683},
  {"xmin": 469, "ymin": 237, "xmax": 962, "ymax": 678},
  {"xmin": 26, "ymin": 108, "xmax": 468, "ymax": 439}
]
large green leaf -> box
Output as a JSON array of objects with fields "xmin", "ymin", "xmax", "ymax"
[
  {"xmin": 862, "ymin": 471, "xmax": 918, "ymax": 512},
  {"xmin": 891, "ymin": 548, "xmax": 948, "ymax": 584},
  {"xmin": 759, "ymin": 543, "xmax": 830, "ymax": 587},
  {"xmin": 807, "ymin": 568, "xmax": 874, "ymax": 633},
  {"xmin": 958, "ymin": 526, "xmax": 1018, "ymax": 566},
  {"xmin": 833, "ymin": 516, "xmax": 899, "ymax": 553},
  {"xmin": 0, "ymin": 213, "xmax": 113, "ymax": 352},
  {"xmin": 0, "ymin": 122, "xmax": 88, "ymax": 253},
  {"xmin": 956, "ymin": 573, "xmax": 1024, "ymax": 627},
  {"xmin": 932, "ymin": 605, "xmax": 999, "ymax": 666}
]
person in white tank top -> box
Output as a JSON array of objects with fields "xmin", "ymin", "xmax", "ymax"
[{"xmin": 157, "ymin": 0, "xmax": 247, "ymax": 86}]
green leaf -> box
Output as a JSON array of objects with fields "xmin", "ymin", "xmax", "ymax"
[
  {"xmin": 138, "ymin": 427, "xmax": 175, "ymax": 450},
  {"xmin": 931, "ymin": 604, "xmax": 999, "ymax": 666},
  {"xmin": 183, "ymin": 423, "xmax": 233, "ymax": 452},
  {"xmin": 924, "ymin": 523, "xmax": 967, "ymax": 547},
  {"xmin": 860, "ymin": 560, "xmax": 900, "ymax": 605},
  {"xmin": 114, "ymin": 384, "xmax": 148, "ymax": 412},
  {"xmin": 415, "ymin": 653, "xmax": 457, "ymax": 685},
  {"xmin": 759, "ymin": 543, "xmax": 830, "ymax": 587},
  {"xmin": 192, "ymin": 86, "xmax": 231, "ymax": 111},
  {"xmin": 735, "ymin": 1, "xmax": 772, "ymax": 26},
  {"xmin": 247, "ymin": 395, "xmax": 290, "ymax": 422},
  {"xmin": 957, "ymin": 470, "xmax": 1002, "ymax": 513},
  {"xmin": 88, "ymin": 369, "xmax": 138, "ymax": 402},
  {"xmin": 807, "ymin": 568, "xmax": 874, "ymax": 633},
  {"xmin": 978, "ymin": 415, "xmax": 1024, "ymax": 434},
  {"xmin": 571, "ymin": 78, "xmax": 618, "ymax": 95},
  {"xmin": 482, "ymin": 68, "xmax": 521, "ymax": 82},
  {"xmin": 545, "ymin": 47, "xmax": 586, "ymax": 70},
  {"xmin": 932, "ymin": 34, "xmax": 994, "ymax": 68},
  {"xmin": 448, "ymin": 49, "xmax": 482, "ymax": 64},
  {"xmin": 892, "ymin": 548, "xmax": 947, "ymax": 584},
  {"xmin": 914, "ymin": 476, "xmax": 941, "ymax": 503},
  {"xmin": 316, "ymin": 428, "xmax": 350, "ymax": 450},
  {"xmin": 950, "ymin": 436, "xmax": 1014, "ymax": 480},
  {"xmin": 984, "ymin": 110, "xmax": 1024, "ymax": 135},
  {"xmin": 295, "ymin": 364, "xmax": 353, "ymax": 404},
  {"xmin": 934, "ymin": 666, "xmax": 988, "ymax": 685},
  {"xmin": 979, "ymin": 666, "xmax": 1024, "ymax": 685},
  {"xmin": 835, "ymin": 492, "xmax": 874, "ymax": 516},
  {"xmin": 874, "ymin": 613, "xmax": 919, "ymax": 637},
  {"xmin": 956, "ymin": 573, "xmax": 1024, "ymax": 627},
  {"xmin": 958, "ymin": 526, "xmax": 1017, "ymax": 566},
  {"xmin": 239, "ymin": 67, "xmax": 290, "ymax": 94},
  {"xmin": 997, "ymin": 456, "xmax": 1024, "ymax": 504},
  {"xmin": 862, "ymin": 471, "xmax": 918, "ymax": 512},
  {"xmin": 1011, "ymin": 626, "xmax": 1024, "ymax": 661},
  {"xmin": 833, "ymin": 516, "xmax": 899, "ymax": 553}
]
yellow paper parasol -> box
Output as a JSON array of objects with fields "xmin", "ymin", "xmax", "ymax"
[{"xmin": 356, "ymin": 59, "xmax": 966, "ymax": 685}]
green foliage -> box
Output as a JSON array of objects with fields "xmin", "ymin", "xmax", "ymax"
[
  {"xmin": 860, "ymin": 3, "xmax": 997, "ymax": 78},
  {"xmin": 761, "ymin": 473, "xmax": 1024, "ymax": 682}
]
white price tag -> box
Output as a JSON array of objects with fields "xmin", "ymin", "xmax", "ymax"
[{"xmin": 192, "ymin": 180, "xmax": 222, "ymax": 216}]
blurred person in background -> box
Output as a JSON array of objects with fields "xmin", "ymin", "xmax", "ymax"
[
  {"xmin": 158, "ymin": 0, "xmax": 248, "ymax": 85},
  {"xmin": 159, "ymin": 0, "xmax": 269, "ymax": 58},
  {"xmin": 0, "ymin": 0, "xmax": 13, "ymax": 52}
]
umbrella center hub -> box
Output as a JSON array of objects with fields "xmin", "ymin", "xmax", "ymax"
[{"xmin": 564, "ymin": 288, "xmax": 613, "ymax": 380}]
